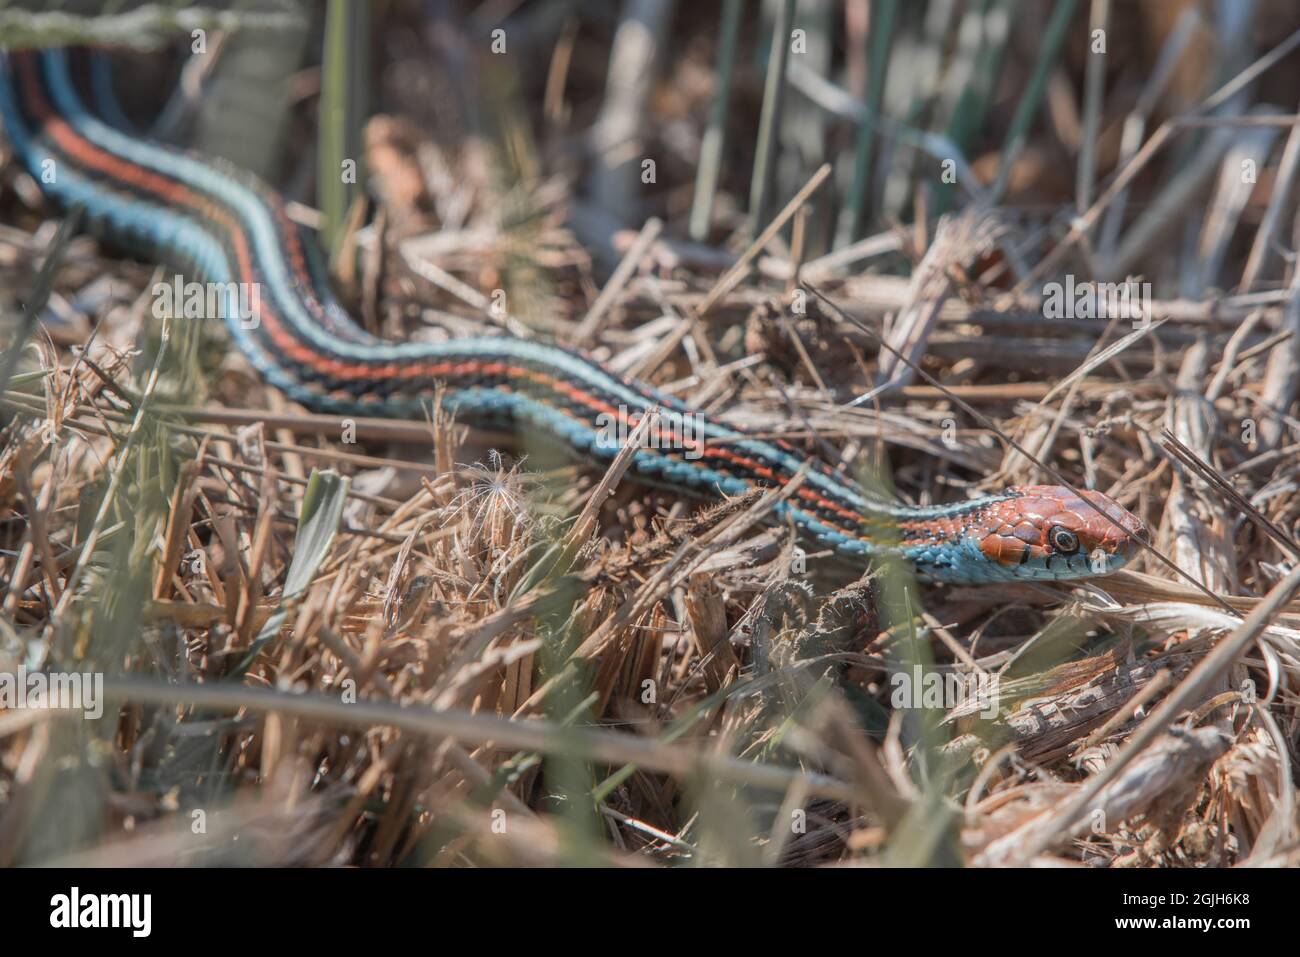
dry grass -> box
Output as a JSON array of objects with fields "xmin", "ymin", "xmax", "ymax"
[{"xmin": 2, "ymin": 1, "xmax": 1300, "ymax": 868}]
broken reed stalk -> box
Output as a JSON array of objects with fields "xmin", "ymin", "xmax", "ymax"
[
  {"xmin": 699, "ymin": 162, "xmax": 832, "ymax": 316},
  {"xmin": 1006, "ymin": 559, "xmax": 1300, "ymax": 864}
]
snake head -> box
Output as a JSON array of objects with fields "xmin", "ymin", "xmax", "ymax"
[{"xmin": 973, "ymin": 485, "xmax": 1147, "ymax": 581}]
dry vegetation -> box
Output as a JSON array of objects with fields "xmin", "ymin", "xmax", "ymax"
[{"xmin": 1, "ymin": 0, "xmax": 1299, "ymax": 867}]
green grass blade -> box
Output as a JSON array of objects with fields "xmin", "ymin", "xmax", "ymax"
[
  {"xmin": 991, "ymin": 0, "xmax": 1080, "ymax": 202},
  {"xmin": 688, "ymin": 0, "xmax": 743, "ymax": 242},
  {"xmin": 843, "ymin": 0, "xmax": 899, "ymax": 242},
  {"xmin": 317, "ymin": 0, "xmax": 371, "ymax": 253},
  {"xmin": 748, "ymin": 0, "xmax": 796, "ymax": 236},
  {"xmin": 236, "ymin": 468, "xmax": 350, "ymax": 674}
]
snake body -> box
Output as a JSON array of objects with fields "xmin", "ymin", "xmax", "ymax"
[{"xmin": 0, "ymin": 49, "xmax": 1147, "ymax": 584}]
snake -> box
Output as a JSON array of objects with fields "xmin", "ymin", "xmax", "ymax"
[{"xmin": 0, "ymin": 48, "xmax": 1148, "ymax": 585}]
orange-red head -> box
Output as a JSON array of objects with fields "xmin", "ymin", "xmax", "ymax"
[{"xmin": 901, "ymin": 485, "xmax": 1147, "ymax": 583}]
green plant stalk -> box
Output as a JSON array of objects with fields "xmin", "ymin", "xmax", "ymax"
[
  {"xmin": 992, "ymin": 0, "xmax": 1080, "ymax": 202},
  {"xmin": 748, "ymin": 0, "xmax": 796, "ymax": 236},
  {"xmin": 935, "ymin": 0, "xmax": 1015, "ymax": 216},
  {"xmin": 1077, "ymin": 0, "xmax": 1110, "ymax": 212},
  {"xmin": 0, "ymin": 204, "xmax": 83, "ymax": 410},
  {"xmin": 844, "ymin": 0, "xmax": 899, "ymax": 242},
  {"xmin": 317, "ymin": 0, "xmax": 370, "ymax": 254},
  {"xmin": 688, "ymin": 0, "xmax": 744, "ymax": 242}
]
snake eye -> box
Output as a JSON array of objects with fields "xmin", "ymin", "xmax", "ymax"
[{"xmin": 1048, "ymin": 525, "xmax": 1080, "ymax": 554}]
